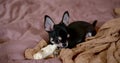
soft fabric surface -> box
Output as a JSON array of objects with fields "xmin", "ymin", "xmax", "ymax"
[
  {"xmin": 0, "ymin": 0, "xmax": 120, "ymax": 63},
  {"xmin": 59, "ymin": 18, "xmax": 120, "ymax": 63}
]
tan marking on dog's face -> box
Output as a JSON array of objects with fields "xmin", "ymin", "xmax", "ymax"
[
  {"xmin": 50, "ymin": 37, "xmax": 55, "ymax": 44},
  {"xmin": 58, "ymin": 36, "xmax": 62, "ymax": 40},
  {"xmin": 67, "ymin": 34, "xmax": 70, "ymax": 38}
]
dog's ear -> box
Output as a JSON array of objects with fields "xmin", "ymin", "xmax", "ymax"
[
  {"xmin": 92, "ymin": 20, "xmax": 97, "ymax": 27},
  {"xmin": 61, "ymin": 11, "xmax": 69, "ymax": 26},
  {"xmin": 44, "ymin": 15, "xmax": 54, "ymax": 31}
]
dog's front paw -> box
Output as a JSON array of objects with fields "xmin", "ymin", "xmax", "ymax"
[{"xmin": 53, "ymin": 49, "xmax": 61, "ymax": 57}]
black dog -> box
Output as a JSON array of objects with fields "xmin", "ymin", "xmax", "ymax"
[{"xmin": 44, "ymin": 11, "xmax": 97, "ymax": 48}]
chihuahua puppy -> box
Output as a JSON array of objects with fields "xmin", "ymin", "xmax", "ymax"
[{"xmin": 44, "ymin": 11, "xmax": 97, "ymax": 48}]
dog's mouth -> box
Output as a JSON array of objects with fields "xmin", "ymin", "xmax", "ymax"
[{"xmin": 55, "ymin": 42, "xmax": 68, "ymax": 48}]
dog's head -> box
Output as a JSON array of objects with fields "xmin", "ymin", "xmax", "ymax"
[{"xmin": 44, "ymin": 11, "xmax": 70, "ymax": 48}]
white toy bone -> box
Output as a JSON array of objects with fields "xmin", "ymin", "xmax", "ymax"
[{"xmin": 33, "ymin": 44, "xmax": 57, "ymax": 59}]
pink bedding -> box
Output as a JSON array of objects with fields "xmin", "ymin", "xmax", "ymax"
[{"xmin": 0, "ymin": 0, "xmax": 120, "ymax": 63}]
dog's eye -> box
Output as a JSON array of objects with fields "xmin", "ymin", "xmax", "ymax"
[
  {"xmin": 67, "ymin": 34, "xmax": 70, "ymax": 38},
  {"xmin": 58, "ymin": 36, "xmax": 62, "ymax": 40}
]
